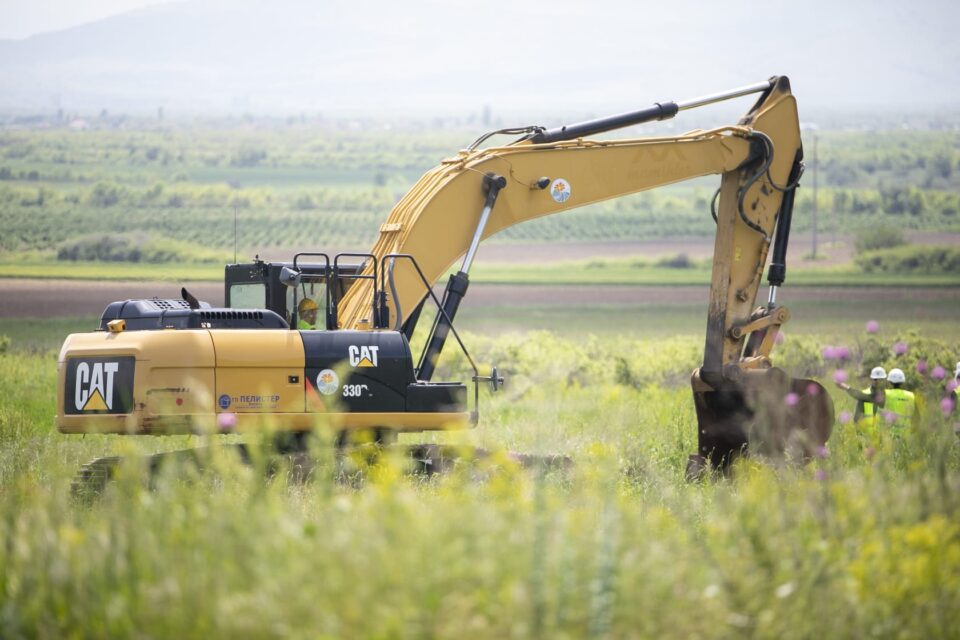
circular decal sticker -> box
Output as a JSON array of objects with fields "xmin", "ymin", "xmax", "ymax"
[
  {"xmin": 316, "ymin": 369, "xmax": 340, "ymax": 396},
  {"xmin": 550, "ymin": 178, "xmax": 571, "ymax": 204},
  {"xmin": 218, "ymin": 394, "xmax": 232, "ymax": 410}
]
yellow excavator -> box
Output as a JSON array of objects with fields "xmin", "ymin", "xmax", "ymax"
[{"xmin": 58, "ymin": 76, "xmax": 833, "ymax": 484}]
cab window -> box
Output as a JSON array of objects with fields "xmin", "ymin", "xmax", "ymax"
[{"xmin": 229, "ymin": 282, "xmax": 266, "ymax": 309}]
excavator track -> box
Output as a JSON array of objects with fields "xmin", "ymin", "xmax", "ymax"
[
  {"xmin": 70, "ymin": 456, "xmax": 122, "ymax": 503},
  {"xmin": 70, "ymin": 443, "xmax": 572, "ymax": 502}
]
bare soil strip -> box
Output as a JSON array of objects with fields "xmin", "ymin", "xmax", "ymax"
[{"xmin": 1, "ymin": 279, "xmax": 956, "ymax": 319}]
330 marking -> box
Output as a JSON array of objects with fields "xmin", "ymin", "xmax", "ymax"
[{"xmin": 342, "ymin": 384, "xmax": 370, "ymax": 397}]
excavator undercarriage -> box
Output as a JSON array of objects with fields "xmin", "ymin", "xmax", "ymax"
[{"xmin": 59, "ymin": 75, "xmax": 833, "ymax": 494}]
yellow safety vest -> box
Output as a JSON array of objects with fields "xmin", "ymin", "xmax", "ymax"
[
  {"xmin": 861, "ymin": 387, "xmax": 875, "ymax": 417},
  {"xmin": 884, "ymin": 388, "xmax": 915, "ymax": 423}
]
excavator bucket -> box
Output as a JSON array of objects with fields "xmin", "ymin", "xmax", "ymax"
[{"xmin": 689, "ymin": 367, "xmax": 833, "ymax": 474}]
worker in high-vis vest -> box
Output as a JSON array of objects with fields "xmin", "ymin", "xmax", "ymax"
[
  {"xmin": 883, "ymin": 368, "xmax": 917, "ymax": 427},
  {"xmin": 297, "ymin": 297, "xmax": 319, "ymax": 330},
  {"xmin": 836, "ymin": 366, "xmax": 887, "ymax": 429},
  {"xmin": 954, "ymin": 363, "xmax": 960, "ymax": 407},
  {"xmin": 952, "ymin": 364, "xmax": 960, "ymax": 434}
]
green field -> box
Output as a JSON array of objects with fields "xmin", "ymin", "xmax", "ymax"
[
  {"xmin": 455, "ymin": 300, "xmax": 960, "ymax": 342},
  {"xmin": 1, "ymin": 307, "xmax": 959, "ymax": 637},
  {"xmin": 2, "ymin": 123, "xmax": 960, "ymax": 637},
  {"xmin": 2, "ymin": 257, "xmax": 960, "ymax": 288},
  {"xmin": 1, "ymin": 126, "xmax": 959, "ymax": 261}
]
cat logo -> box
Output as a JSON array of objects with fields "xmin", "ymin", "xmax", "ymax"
[
  {"xmin": 75, "ymin": 361, "xmax": 119, "ymax": 411},
  {"xmin": 348, "ymin": 345, "xmax": 379, "ymax": 368},
  {"xmin": 66, "ymin": 356, "xmax": 135, "ymax": 415}
]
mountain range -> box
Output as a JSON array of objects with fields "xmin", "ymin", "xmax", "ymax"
[{"xmin": 1, "ymin": 0, "xmax": 957, "ymax": 116}]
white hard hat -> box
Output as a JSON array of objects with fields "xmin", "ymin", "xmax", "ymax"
[
  {"xmin": 870, "ymin": 366, "xmax": 887, "ymax": 380},
  {"xmin": 888, "ymin": 368, "xmax": 906, "ymax": 384}
]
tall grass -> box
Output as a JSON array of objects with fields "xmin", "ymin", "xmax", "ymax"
[{"xmin": 1, "ymin": 328, "xmax": 958, "ymax": 638}]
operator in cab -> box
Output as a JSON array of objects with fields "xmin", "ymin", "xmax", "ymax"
[{"xmin": 297, "ymin": 297, "xmax": 320, "ymax": 330}]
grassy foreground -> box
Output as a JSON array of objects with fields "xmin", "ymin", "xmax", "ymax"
[{"xmin": 1, "ymin": 325, "xmax": 959, "ymax": 638}]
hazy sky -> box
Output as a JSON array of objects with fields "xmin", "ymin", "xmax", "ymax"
[
  {"xmin": 0, "ymin": 0, "xmax": 175, "ymax": 39},
  {"xmin": 1, "ymin": 0, "xmax": 957, "ymax": 114}
]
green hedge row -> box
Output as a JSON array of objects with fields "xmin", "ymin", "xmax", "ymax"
[
  {"xmin": 56, "ymin": 233, "xmax": 231, "ymax": 264},
  {"xmin": 855, "ymin": 245, "xmax": 960, "ymax": 274}
]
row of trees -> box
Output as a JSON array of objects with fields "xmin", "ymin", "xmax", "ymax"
[
  {"xmin": 3, "ymin": 176, "xmax": 958, "ymax": 216},
  {"xmin": 3, "ymin": 129, "xmax": 958, "ymax": 190}
]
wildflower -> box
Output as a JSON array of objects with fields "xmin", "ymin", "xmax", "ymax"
[
  {"xmin": 882, "ymin": 411, "xmax": 897, "ymax": 424},
  {"xmin": 815, "ymin": 469, "xmax": 828, "ymax": 481},
  {"xmin": 866, "ymin": 320, "xmax": 880, "ymax": 333},
  {"xmin": 217, "ymin": 412, "xmax": 237, "ymax": 432},
  {"xmin": 838, "ymin": 411, "xmax": 852, "ymax": 425},
  {"xmin": 892, "ymin": 342, "xmax": 908, "ymax": 356},
  {"xmin": 821, "ymin": 346, "xmax": 837, "ymax": 360},
  {"xmin": 864, "ymin": 447, "xmax": 875, "ymax": 460},
  {"xmin": 806, "ymin": 383, "xmax": 821, "ymax": 396},
  {"xmin": 784, "ymin": 392, "xmax": 799, "ymax": 407},
  {"xmin": 932, "ymin": 366, "xmax": 946, "ymax": 380},
  {"xmin": 947, "ymin": 379, "xmax": 959, "ymax": 394},
  {"xmin": 835, "ymin": 346, "xmax": 851, "ymax": 361},
  {"xmin": 775, "ymin": 582, "xmax": 795, "ymax": 599},
  {"xmin": 774, "ymin": 332, "xmax": 785, "ymax": 345},
  {"xmin": 941, "ymin": 397, "xmax": 956, "ymax": 417},
  {"xmin": 916, "ymin": 360, "xmax": 928, "ymax": 375},
  {"xmin": 727, "ymin": 613, "xmax": 751, "ymax": 628},
  {"xmin": 815, "ymin": 445, "xmax": 829, "ymax": 458},
  {"xmin": 833, "ymin": 369, "xmax": 848, "ymax": 384}
]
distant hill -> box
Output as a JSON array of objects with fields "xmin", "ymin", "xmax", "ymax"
[{"xmin": 0, "ymin": 0, "xmax": 958, "ymax": 115}]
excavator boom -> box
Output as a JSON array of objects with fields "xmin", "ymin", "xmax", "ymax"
[{"xmin": 337, "ymin": 75, "xmax": 832, "ymax": 469}]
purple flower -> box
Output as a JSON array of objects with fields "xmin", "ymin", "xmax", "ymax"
[
  {"xmin": 217, "ymin": 412, "xmax": 238, "ymax": 432},
  {"xmin": 815, "ymin": 469, "xmax": 828, "ymax": 481},
  {"xmin": 821, "ymin": 346, "xmax": 837, "ymax": 360},
  {"xmin": 932, "ymin": 366, "xmax": 946, "ymax": 380},
  {"xmin": 941, "ymin": 397, "xmax": 956, "ymax": 417},
  {"xmin": 892, "ymin": 342, "xmax": 908, "ymax": 356},
  {"xmin": 833, "ymin": 369, "xmax": 849, "ymax": 384},
  {"xmin": 947, "ymin": 379, "xmax": 959, "ymax": 394},
  {"xmin": 835, "ymin": 346, "xmax": 851, "ymax": 361},
  {"xmin": 838, "ymin": 411, "xmax": 852, "ymax": 425},
  {"xmin": 882, "ymin": 411, "xmax": 897, "ymax": 424},
  {"xmin": 784, "ymin": 392, "xmax": 800, "ymax": 407},
  {"xmin": 806, "ymin": 383, "xmax": 821, "ymax": 396},
  {"xmin": 815, "ymin": 446, "xmax": 829, "ymax": 458},
  {"xmin": 774, "ymin": 332, "xmax": 786, "ymax": 345},
  {"xmin": 866, "ymin": 320, "xmax": 880, "ymax": 334},
  {"xmin": 917, "ymin": 360, "xmax": 928, "ymax": 375}
]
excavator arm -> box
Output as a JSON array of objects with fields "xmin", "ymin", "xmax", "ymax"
[
  {"xmin": 338, "ymin": 79, "xmax": 796, "ymax": 332},
  {"xmin": 337, "ymin": 76, "xmax": 832, "ymax": 469}
]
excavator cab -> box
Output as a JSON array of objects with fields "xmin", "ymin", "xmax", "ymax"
[{"xmin": 224, "ymin": 257, "xmax": 363, "ymax": 329}]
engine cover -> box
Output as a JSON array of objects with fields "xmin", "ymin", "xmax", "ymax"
[
  {"xmin": 100, "ymin": 299, "xmax": 288, "ymax": 330},
  {"xmin": 56, "ymin": 327, "xmax": 468, "ymax": 435}
]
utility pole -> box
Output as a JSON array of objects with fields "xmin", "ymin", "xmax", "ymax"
[
  {"xmin": 812, "ymin": 131, "xmax": 818, "ymax": 259},
  {"xmin": 801, "ymin": 122, "xmax": 820, "ymax": 259}
]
